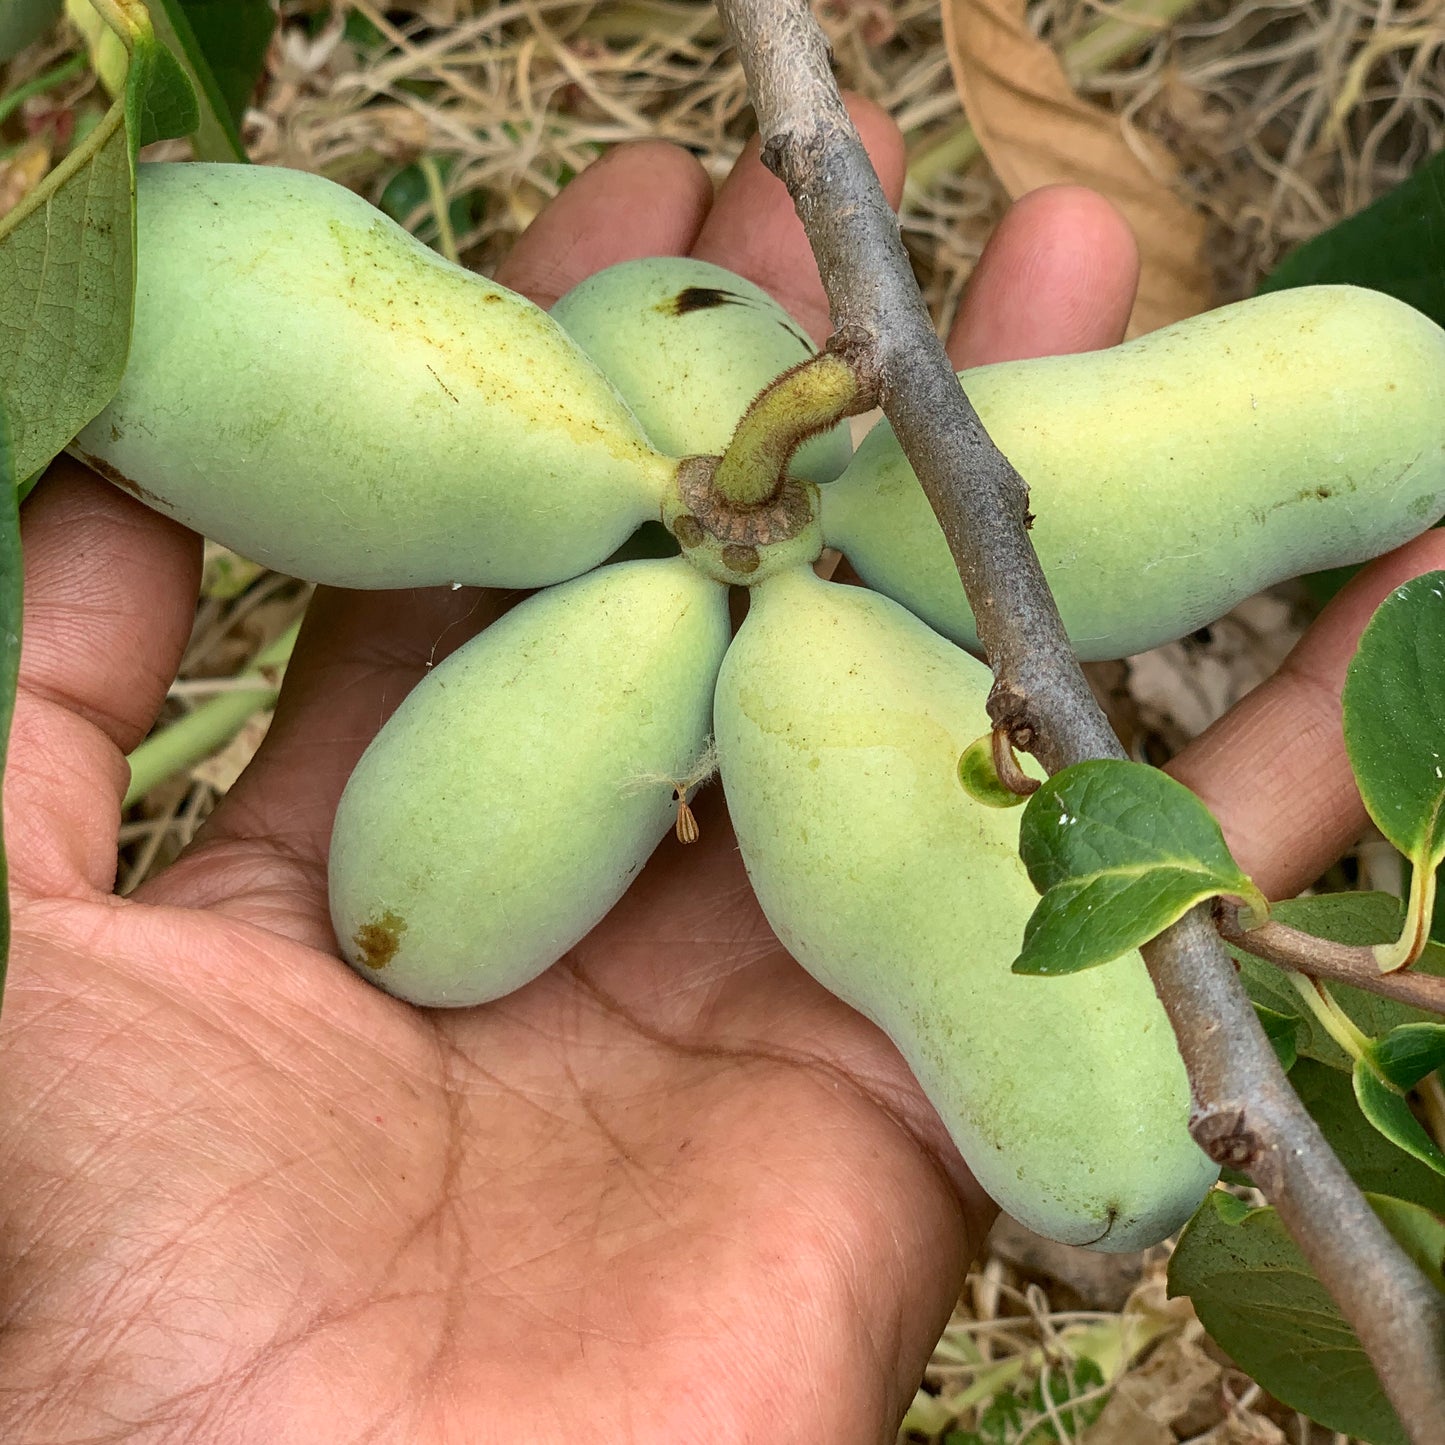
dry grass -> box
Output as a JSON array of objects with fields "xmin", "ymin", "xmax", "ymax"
[{"xmin": 5, "ymin": 2, "xmax": 1440, "ymax": 1439}]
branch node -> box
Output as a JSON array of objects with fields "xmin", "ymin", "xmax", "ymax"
[{"xmin": 1191, "ymin": 1104, "xmax": 1265, "ymax": 1170}]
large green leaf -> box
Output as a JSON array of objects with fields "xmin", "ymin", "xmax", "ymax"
[
  {"xmin": 150, "ymin": 0, "xmax": 274, "ymax": 161},
  {"xmin": 1291, "ymin": 1059, "xmax": 1445, "ymax": 1214},
  {"xmin": 1369, "ymin": 1021, "xmax": 1445, "ymax": 1091},
  {"xmin": 0, "ymin": 403, "xmax": 19, "ymax": 1010},
  {"xmin": 0, "ymin": 0, "xmax": 194, "ymax": 479},
  {"xmin": 1229, "ymin": 894, "xmax": 1445, "ymax": 1072},
  {"xmin": 1012, "ymin": 760, "xmax": 1266, "ymax": 975},
  {"xmin": 1169, "ymin": 1189, "xmax": 1445, "ymax": 1444},
  {"xmin": 1354, "ymin": 1059, "xmax": 1445, "ymax": 1179},
  {"xmin": 1260, "ymin": 148, "xmax": 1445, "ymax": 330},
  {"xmin": 1342, "ymin": 572, "xmax": 1445, "ymax": 968}
]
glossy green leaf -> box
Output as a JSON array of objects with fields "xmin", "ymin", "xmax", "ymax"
[
  {"xmin": 1354, "ymin": 1059, "xmax": 1445, "ymax": 1178},
  {"xmin": 0, "ymin": 0, "xmax": 62, "ymax": 61},
  {"xmin": 1260, "ymin": 149, "xmax": 1445, "ymax": 330},
  {"xmin": 1168, "ymin": 1188, "xmax": 1444, "ymax": 1445},
  {"xmin": 1229, "ymin": 893, "xmax": 1445, "ymax": 1072},
  {"xmin": 1254, "ymin": 1003, "xmax": 1299, "ymax": 1072},
  {"xmin": 1368, "ymin": 1022, "xmax": 1445, "ymax": 1091},
  {"xmin": 1013, "ymin": 760, "xmax": 1266, "ymax": 975},
  {"xmin": 150, "ymin": 0, "xmax": 274, "ymax": 161},
  {"xmin": 0, "ymin": 403, "xmax": 20, "ymax": 1011},
  {"xmin": 1291, "ymin": 1059, "xmax": 1445, "ymax": 1214},
  {"xmin": 1342, "ymin": 571, "xmax": 1445, "ymax": 967}
]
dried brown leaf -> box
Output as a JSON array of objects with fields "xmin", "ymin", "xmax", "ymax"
[{"xmin": 941, "ymin": 0, "xmax": 1214, "ymax": 333}]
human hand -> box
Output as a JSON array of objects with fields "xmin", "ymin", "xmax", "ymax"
[{"xmin": 2, "ymin": 98, "xmax": 1428, "ymax": 1444}]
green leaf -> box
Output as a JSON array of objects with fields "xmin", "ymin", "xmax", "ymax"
[
  {"xmin": 1012, "ymin": 760, "xmax": 1266, "ymax": 976},
  {"xmin": 130, "ymin": 27, "xmax": 199, "ymax": 145},
  {"xmin": 1354, "ymin": 1058, "xmax": 1445, "ymax": 1178},
  {"xmin": 957, "ymin": 733, "xmax": 1029, "ymax": 809},
  {"xmin": 1260, "ymin": 149, "xmax": 1445, "ymax": 330},
  {"xmin": 0, "ymin": 0, "xmax": 63, "ymax": 62},
  {"xmin": 1254, "ymin": 1003, "xmax": 1299, "ymax": 1072},
  {"xmin": 1369, "ymin": 1194, "xmax": 1445, "ymax": 1293},
  {"xmin": 150, "ymin": 0, "xmax": 274, "ymax": 161},
  {"xmin": 1291, "ymin": 1058, "xmax": 1445, "ymax": 1214},
  {"xmin": 1342, "ymin": 571, "xmax": 1445, "ymax": 967},
  {"xmin": 0, "ymin": 0, "xmax": 178, "ymax": 479},
  {"xmin": 0, "ymin": 403, "xmax": 20, "ymax": 1011},
  {"xmin": 1368, "ymin": 1021, "xmax": 1445, "ymax": 1091},
  {"xmin": 1229, "ymin": 893, "xmax": 1445, "ymax": 1072},
  {"xmin": 1168, "ymin": 1188, "xmax": 1438, "ymax": 1445}
]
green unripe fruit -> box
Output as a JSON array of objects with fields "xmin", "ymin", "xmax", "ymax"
[
  {"xmin": 73, "ymin": 163, "xmax": 672, "ymax": 589},
  {"xmin": 821, "ymin": 285, "xmax": 1445, "ymax": 661},
  {"xmin": 551, "ymin": 256, "xmax": 852, "ymax": 483},
  {"xmin": 715, "ymin": 567, "xmax": 1218, "ymax": 1249},
  {"xmin": 329, "ymin": 558, "xmax": 730, "ymax": 1006}
]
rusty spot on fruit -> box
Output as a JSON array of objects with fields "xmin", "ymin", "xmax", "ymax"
[
  {"xmin": 664, "ymin": 286, "xmax": 742, "ymax": 316},
  {"xmin": 721, "ymin": 543, "xmax": 760, "ymax": 574},
  {"xmin": 74, "ymin": 451, "xmax": 163, "ymax": 507},
  {"xmin": 353, "ymin": 910, "xmax": 407, "ymax": 970},
  {"xmin": 673, "ymin": 513, "xmax": 705, "ymax": 548}
]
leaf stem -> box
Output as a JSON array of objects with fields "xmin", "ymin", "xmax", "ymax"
[
  {"xmin": 712, "ymin": 351, "xmax": 874, "ymax": 507},
  {"xmin": 123, "ymin": 621, "xmax": 299, "ymax": 807},
  {"xmin": 991, "ymin": 725, "xmax": 1040, "ymax": 798},
  {"xmin": 1288, "ymin": 974, "xmax": 1369, "ymax": 1062},
  {"xmin": 1374, "ymin": 858, "xmax": 1438, "ymax": 973}
]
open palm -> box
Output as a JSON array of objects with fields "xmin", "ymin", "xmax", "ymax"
[{"xmin": 4, "ymin": 103, "xmax": 1435, "ymax": 1443}]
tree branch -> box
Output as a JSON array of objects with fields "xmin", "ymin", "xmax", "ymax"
[
  {"xmin": 1217, "ymin": 906, "xmax": 1445, "ymax": 1015},
  {"xmin": 712, "ymin": 1, "xmax": 1445, "ymax": 1436}
]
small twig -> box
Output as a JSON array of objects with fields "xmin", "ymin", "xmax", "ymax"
[
  {"xmin": 714, "ymin": 1, "xmax": 1445, "ymax": 1435},
  {"xmin": 1217, "ymin": 906, "xmax": 1445, "ymax": 1015},
  {"xmin": 991, "ymin": 725, "xmax": 1040, "ymax": 799}
]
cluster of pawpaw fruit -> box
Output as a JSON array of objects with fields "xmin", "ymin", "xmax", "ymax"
[{"xmin": 74, "ymin": 161, "xmax": 1445, "ymax": 1250}]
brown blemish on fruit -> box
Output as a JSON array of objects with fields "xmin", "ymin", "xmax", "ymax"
[
  {"xmin": 353, "ymin": 909, "xmax": 407, "ymax": 970},
  {"xmin": 74, "ymin": 451, "xmax": 163, "ymax": 507},
  {"xmin": 721, "ymin": 543, "xmax": 760, "ymax": 573},
  {"xmin": 673, "ymin": 513, "xmax": 705, "ymax": 548},
  {"xmin": 663, "ymin": 286, "xmax": 742, "ymax": 317}
]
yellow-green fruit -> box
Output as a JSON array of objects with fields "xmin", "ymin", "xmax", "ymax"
[
  {"xmin": 714, "ymin": 567, "xmax": 1218, "ymax": 1249},
  {"xmin": 329, "ymin": 557, "xmax": 730, "ymax": 1006},
  {"xmin": 74, "ymin": 163, "xmax": 672, "ymax": 589},
  {"xmin": 551, "ymin": 256, "xmax": 852, "ymax": 482},
  {"xmin": 821, "ymin": 285, "xmax": 1445, "ymax": 661}
]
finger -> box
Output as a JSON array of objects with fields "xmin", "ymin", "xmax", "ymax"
[
  {"xmin": 947, "ymin": 185, "xmax": 1140, "ymax": 368},
  {"xmin": 691, "ymin": 92, "xmax": 907, "ymax": 342},
  {"xmin": 145, "ymin": 146, "xmax": 717, "ymax": 935},
  {"xmin": 9, "ymin": 458, "xmax": 200, "ymax": 898},
  {"xmin": 1167, "ymin": 531, "xmax": 1445, "ymax": 899},
  {"xmin": 494, "ymin": 139, "xmax": 712, "ymax": 306},
  {"xmin": 133, "ymin": 584, "xmax": 515, "ymax": 943}
]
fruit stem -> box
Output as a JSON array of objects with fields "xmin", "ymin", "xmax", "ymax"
[{"xmin": 712, "ymin": 350, "xmax": 872, "ymax": 507}]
